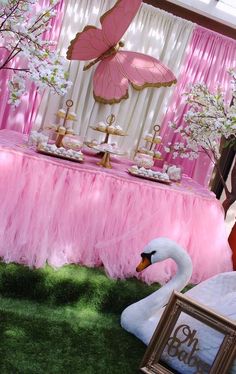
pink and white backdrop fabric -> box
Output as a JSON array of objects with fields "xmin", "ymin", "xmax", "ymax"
[
  {"xmin": 158, "ymin": 25, "xmax": 236, "ymax": 187},
  {"xmin": 0, "ymin": 0, "xmax": 65, "ymax": 134}
]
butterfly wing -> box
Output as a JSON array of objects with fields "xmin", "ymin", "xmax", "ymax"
[
  {"xmin": 118, "ymin": 51, "xmax": 177, "ymax": 90},
  {"xmin": 93, "ymin": 55, "xmax": 129, "ymax": 104},
  {"xmin": 67, "ymin": 25, "xmax": 109, "ymax": 61},
  {"xmin": 100, "ymin": 0, "xmax": 142, "ymax": 47},
  {"xmin": 93, "ymin": 51, "xmax": 177, "ymax": 104},
  {"xmin": 67, "ymin": 0, "xmax": 142, "ymax": 61}
]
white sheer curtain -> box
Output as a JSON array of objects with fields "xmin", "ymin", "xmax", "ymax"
[{"xmin": 35, "ymin": 0, "xmax": 194, "ymax": 156}]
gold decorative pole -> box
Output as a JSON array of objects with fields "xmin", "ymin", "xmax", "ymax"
[
  {"xmin": 55, "ymin": 99, "xmax": 74, "ymax": 147},
  {"xmin": 103, "ymin": 114, "xmax": 116, "ymax": 144},
  {"xmin": 63, "ymin": 99, "xmax": 74, "ymax": 127},
  {"xmin": 97, "ymin": 114, "xmax": 116, "ymax": 158},
  {"xmin": 97, "ymin": 114, "xmax": 117, "ymax": 168},
  {"xmin": 149, "ymin": 124, "xmax": 160, "ymax": 151}
]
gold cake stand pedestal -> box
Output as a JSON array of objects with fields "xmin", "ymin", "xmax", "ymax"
[
  {"xmin": 93, "ymin": 146, "xmax": 125, "ymax": 169},
  {"xmin": 97, "ymin": 152, "xmax": 112, "ymax": 169}
]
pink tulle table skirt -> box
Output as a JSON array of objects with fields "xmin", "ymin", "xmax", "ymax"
[{"xmin": 0, "ymin": 130, "xmax": 233, "ymax": 284}]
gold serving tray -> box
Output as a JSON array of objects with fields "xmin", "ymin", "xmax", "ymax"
[
  {"xmin": 144, "ymin": 137, "xmax": 162, "ymax": 144},
  {"xmin": 84, "ymin": 141, "xmax": 98, "ymax": 149},
  {"xmin": 89, "ymin": 126, "xmax": 127, "ymax": 136},
  {"xmin": 92, "ymin": 145, "xmax": 126, "ymax": 156},
  {"xmin": 136, "ymin": 149, "xmax": 163, "ymax": 160},
  {"xmin": 37, "ymin": 148, "xmax": 84, "ymax": 163},
  {"xmin": 128, "ymin": 169, "xmax": 171, "ymax": 185}
]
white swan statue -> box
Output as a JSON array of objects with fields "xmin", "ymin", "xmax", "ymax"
[{"xmin": 121, "ymin": 237, "xmax": 236, "ymax": 374}]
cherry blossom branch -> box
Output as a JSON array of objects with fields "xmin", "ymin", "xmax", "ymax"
[
  {"xmin": 0, "ymin": 43, "xmax": 21, "ymax": 69},
  {"xmin": 29, "ymin": 3, "xmax": 57, "ymax": 33},
  {"xmin": 0, "ymin": 0, "xmax": 71, "ymax": 106},
  {"xmin": 2, "ymin": 67, "xmax": 29, "ymax": 72},
  {"xmin": 0, "ymin": 0, "xmax": 21, "ymax": 29}
]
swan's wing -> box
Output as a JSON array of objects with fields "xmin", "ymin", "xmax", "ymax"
[{"xmin": 186, "ymin": 272, "xmax": 236, "ymax": 306}]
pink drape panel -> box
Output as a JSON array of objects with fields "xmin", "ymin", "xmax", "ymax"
[
  {"xmin": 0, "ymin": 0, "xmax": 65, "ymax": 134},
  {"xmin": 159, "ymin": 25, "xmax": 236, "ymax": 187}
]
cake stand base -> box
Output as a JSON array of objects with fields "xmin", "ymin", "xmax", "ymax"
[{"xmin": 97, "ymin": 152, "xmax": 112, "ymax": 168}]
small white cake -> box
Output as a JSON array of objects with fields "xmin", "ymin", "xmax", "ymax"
[
  {"xmin": 144, "ymin": 133, "xmax": 153, "ymax": 142},
  {"xmin": 97, "ymin": 122, "xmax": 107, "ymax": 131},
  {"xmin": 107, "ymin": 125, "xmax": 116, "ymax": 134},
  {"xmin": 57, "ymin": 109, "xmax": 66, "ymax": 118}
]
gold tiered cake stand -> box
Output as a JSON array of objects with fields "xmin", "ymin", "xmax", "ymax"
[
  {"xmin": 88, "ymin": 114, "xmax": 127, "ymax": 168},
  {"xmin": 55, "ymin": 99, "xmax": 76, "ymax": 147},
  {"xmin": 136, "ymin": 124, "xmax": 162, "ymax": 159},
  {"xmin": 37, "ymin": 99, "xmax": 84, "ymax": 162}
]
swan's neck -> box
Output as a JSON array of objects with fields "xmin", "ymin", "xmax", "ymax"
[{"xmin": 140, "ymin": 249, "xmax": 192, "ymax": 318}]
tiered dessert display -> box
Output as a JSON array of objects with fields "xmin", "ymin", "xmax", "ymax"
[
  {"xmin": 37, "ymin": 99, "xmax": 84, "ymax": 162},
  {"xmin": 86, "ymin": 114, "xmax": 127, "ymax": 168},
  {"xmin": 129, "ymin": 124, "xmax": 171, "ymax": 184},
  {"xmin": 54, "ymin": 99, "xmax": 77, "ymax": 147},
  {"xmin": 135, "ymin": 124, "xmax": 163, "ymax": 162}
]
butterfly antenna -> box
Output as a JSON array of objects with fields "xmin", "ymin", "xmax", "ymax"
[{"xmin": 83, "ymin": 55, "xmax": 102, "ymax": 71}]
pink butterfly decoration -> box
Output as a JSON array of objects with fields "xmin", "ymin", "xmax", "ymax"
[{"xmin": 67, "ymin": 0, "xmax": 177, "ymax": 104}]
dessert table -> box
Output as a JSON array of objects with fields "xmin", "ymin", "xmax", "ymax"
[{"xmin": 0, "ymin": 130, "xmax": 232, "ymax": 284}]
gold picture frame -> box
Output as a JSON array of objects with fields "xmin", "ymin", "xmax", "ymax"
[{"xmin": 140, "ymin": 291, "xmax": 236, "ymax": 374}]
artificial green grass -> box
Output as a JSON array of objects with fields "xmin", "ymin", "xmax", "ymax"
[
  {"xmin": 0, "ymin": 262, "xmax": 194, "ymax": 373},
  {"xmin": 0, "ymin": 263, "xmax": 163, "ymax": 374}
]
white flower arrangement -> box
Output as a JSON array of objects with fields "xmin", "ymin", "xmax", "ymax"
[
  {"xmin": 167, "ymin": 69, "xmax": 236, "ymax": 215},
  {"xmin": 0, "ymin": 0, "xmax": 72, "ymax": 106}
]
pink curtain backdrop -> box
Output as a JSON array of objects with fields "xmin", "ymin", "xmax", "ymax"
[
  {"xmin": 0, "ymin": 0, "xmax": 65, "ymax": 134},
  {"xmin": 158, "ymin": 25, "xmax": 236, "ymax": 187}
]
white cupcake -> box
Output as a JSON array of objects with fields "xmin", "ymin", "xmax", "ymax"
[
  {"xmin": 97, "ymin": 122, "xmax": 107, "ymax": 131},
  {"xmin": 107, "ymin": 125, "xmax": 116, "ymax": 134},
  {"xmin": 58, "ymin": 126, "xmax": 66, "ymax": 135},
  {"xmin": 154, "ymin": 151, "xmax": 162, "ymax": 159},
  {"xmin": 115, "ymin": 125, "xmax": 125, "ymax": 135},
  {"xmin": 144, "ymin": 133, "xmax": 153, "ymax": 142},
  {"xmin": 57, "ymin": 109, "xmax": 66, "ymax": 118},
  {"xmin": 130, "ymin": 165, "xmax": 138, "ymax": 173},
  {"xmin": 153, "ymin": 135, "xmax": 162, "ymax": 144}
]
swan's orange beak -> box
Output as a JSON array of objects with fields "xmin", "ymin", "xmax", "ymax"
[{"xmin": 136, "ymin": 257, "xmax": 151, "ymax": 272}]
